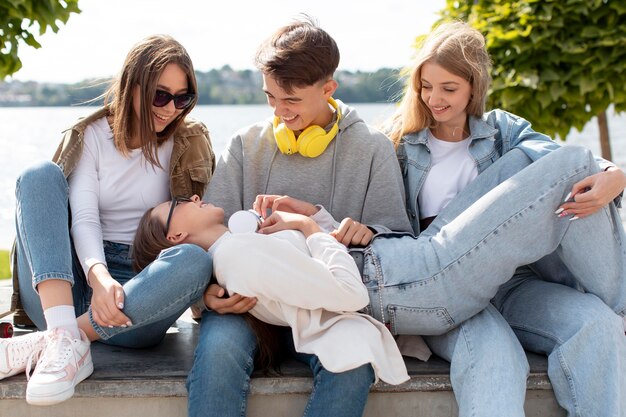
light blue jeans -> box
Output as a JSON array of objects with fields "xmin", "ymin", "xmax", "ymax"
[
  {"xmin": 186, "ymin": 311, "xmax": 374, "ymax": 417},
  {"xmin": 14, "ymin": 160, "xmax": 213, "ymax": 347},
  {"xmin": 360, "ymin": 146, "xmax": 626, "ymax": 416}
]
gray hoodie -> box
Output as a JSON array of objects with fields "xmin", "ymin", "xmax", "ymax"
[{"xmin": 205, "ymin": 100, "xmax": 412, "ymax": 233}]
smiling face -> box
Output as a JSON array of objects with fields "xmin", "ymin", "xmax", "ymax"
[
  {"xmin": 153, "ymin": 195, "xmax": 225, "ymax": 246},
  {"xmin": 420, "ymin": 61, "xmax": 472, "ymax": 136},
  {"xmin": 262, "ymin": 74, "xmax": 337, "ymax": 131},
  {"xmin": 132, "ymin": 63, "xmax": 189, "ymax": 135}
]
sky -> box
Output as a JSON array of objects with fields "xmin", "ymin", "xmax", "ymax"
[{"xmin": 10, "ymin": 0, "xmax": 445, "ymax": 83}]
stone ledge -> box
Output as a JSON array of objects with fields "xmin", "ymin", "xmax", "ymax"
[{"xmin": 0, "ymin": 319, "xmax": 554, "ymax": 400}]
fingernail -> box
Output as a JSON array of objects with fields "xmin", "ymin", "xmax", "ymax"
[
  {"xmin": 570, "ymin": 216, "xmax": 579, "ymax": 221},
  {"xmin": 558, "ymin": 211, "xmax": 568, "ymax": 218},
  {"xmin": 126, "ymin": 321, "xmax": 133, "ymax": 326},
  {"xmin": 554, "ymin": 207, "xmax": 564, "ymax": 215},
  {"xmin": 108, "ymin": 325, "xmax": 113, "ymax": 328},
  {"xmin": 118, "ymin": 303, "xmax": 124, "ymax": 309},
  {"xmin": 121, "ymin": 324, "xmax": 127, "ymax": 328},
  {"xmin": 563, "ymin": 192, "xmax": 572, "ymax": 202}
]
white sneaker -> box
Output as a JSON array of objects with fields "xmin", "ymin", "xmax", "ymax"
[
  {"xmin": 26, "ymin": 328, "xmax": 93, "ymax": 406},
  {"xmin": 0, "ymin": 331, "xmax": 47, "ymax": 380}
]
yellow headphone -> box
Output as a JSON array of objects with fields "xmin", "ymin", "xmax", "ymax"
[{"xmin": 273, "ymin": 97, "xmax": 341, "ymax": 158}]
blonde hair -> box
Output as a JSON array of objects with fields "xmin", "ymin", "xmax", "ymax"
[
  {"xmin": 104, "ymin": 35, "xmax": 197, "ymax": 167},
  {"xmin": 387, "ymin": 22, "xmax": 492, "ymax": 146}
]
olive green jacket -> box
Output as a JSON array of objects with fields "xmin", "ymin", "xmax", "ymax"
[
  {"xmin": 52, "ymin": 106, "xmax": 215, "ymax": 197},
  {"xmin": 10, "ymin": 106, "xmax": 215, "ymax": 316}
]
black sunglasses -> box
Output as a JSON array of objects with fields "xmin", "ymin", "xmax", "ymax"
[
  {"xmin": 153, "ymin": 90, "xmax": 196, "ymax": 110},
  {"xmin": 165, "ymin": 196, "xmax": 193, "ymax": 234}
]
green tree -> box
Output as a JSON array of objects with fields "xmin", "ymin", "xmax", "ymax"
[
  {"xmin": 437, "ymin": 0, "xmax": 626, "ymax": 160},
  {"xmin": 0, "ymin": 0, "xmax": 80, "ymax": 79}
]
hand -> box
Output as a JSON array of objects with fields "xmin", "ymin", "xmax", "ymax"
[
  {"xmin": 203, "ymin": 283, "xmax": 257, "ymax": 314},
  {"xmin": 557, "ymin": 167, "xmax": 626, "ymax": 218},
  {"xmin": 89, "ymin": 264, "xmax": 131, "ymax": 328},
  {"xmin": 258, "ymin": 211, "xmax": 321, "ymax": 237},
  {"xmin": 330, "ymin": 217, "xmax": 374, "ymax": 246},
  {"xmin": 253, "ymin": 195, "xmax": 318, "ymax": 218}
]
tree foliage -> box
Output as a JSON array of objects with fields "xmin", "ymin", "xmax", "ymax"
[
  {"xmin": 0, "ymin": 0, "xmax": 80, "ymax": 79},
  {"xmin": 437, "ymin": 0, "xmax": 626, "ymax": 142}
]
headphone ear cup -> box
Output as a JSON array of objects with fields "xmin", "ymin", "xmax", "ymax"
[
  {"xmin": 297, "ymin": 126, "xmax": 329, "ymax": 158},
  {"xmin": 273, "ymin": 117, "xmax": 298, "ymax": 155}
]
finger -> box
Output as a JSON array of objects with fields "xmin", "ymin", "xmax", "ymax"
[
  {"xmin": 570, "ymin": 178, "xmax": 594, "ymax": 200},
  {"xmin": 115, "ymin": 287, "xmax": 125, "ymax": 310},
  {"xmin": 230, "ymin": 297, "xmax": 258, "ymax": 314},
  {"xmin": 333, "ymin": 218, "xmax": 352, "ymax": 242},
  {"xmin": 271, "ymin": 196, "xmax": 289, "ymax": 213},
  {"xmin": 259, "ymin": 196, "xmax": 276, "ymax": 218},
  {"xmin": 252, "ymin": 195, "xmax": 262, "ymax": 214},
  {"xmin": 209, "ymin": 293, "xmax": 246, "ymax": 311},
  {"xmin": 205, "ymin": 283, "xmax": 226, "ymax": 298},
  {"xmin": 340, "ymin": 222, "xmax": 360, "ymax": 246},
  {"xmin": 560, "ymin": 199, "xmax": 601, "ymax": 213},
  {"xmin": 351, "ymin": 227, "xmax": 371, "ymax": 246},
  {"xmin": 92, "ymin": 308, "xmax": 105, "ymax": 327}
]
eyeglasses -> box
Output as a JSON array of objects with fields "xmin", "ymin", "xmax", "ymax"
[
  {"xmin": 165, "ymin": 196, "xmax": 192, "ymax": 234},
  {"xmin": 153, "ymin": 90, "xmax": 196, "ymax": 109}
]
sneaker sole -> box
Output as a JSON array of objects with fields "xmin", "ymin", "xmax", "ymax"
[{"xmin": 25, "ymin": 360, "xmax": 94, "ymax": 406}]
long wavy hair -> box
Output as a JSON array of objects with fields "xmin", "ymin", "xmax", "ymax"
[
  {"xmin": 133, "ymin": 208, "xmax": 286, "ymax": 372},
  {"xmin": 387, "ymin": 22, "xmax": 492, "ymax": 146},
  {"xmin": 104, "ymin": 34, "xmax": 198, "ymax": 168}
]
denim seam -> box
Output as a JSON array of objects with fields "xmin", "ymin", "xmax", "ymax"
[
  {"xmin": 555, "ymin": 347, "xmax": 582, "ymax": 417},
  {"xmin": 368, "ymin": 246, "xmax": 387, "ymax": 324},
  {"xmin": 303, "ymin": 371, "xmax": 321, "ymax": 417},
  {"xmin": 386, "ymin": 164, "xmax": 590, "ymax": 294},
  {"xmin": 238, "ymin": 344, "xmax": 255, "ymax": 417},
  {"xmin": 459, "ymin": 322, "xmax": 477, "ymax": 417}
]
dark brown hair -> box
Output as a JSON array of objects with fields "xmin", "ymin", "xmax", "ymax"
[
  {"xmin": 254, "ymin": 15, "xmax": 339, "ymax": 93},
  {"xmin": 104, "ymin": 34, "xmax": 198, "ymax": 168},
  {"xmin": 132, "ymin": 207, "xmax": 286, "ymax": 371}
]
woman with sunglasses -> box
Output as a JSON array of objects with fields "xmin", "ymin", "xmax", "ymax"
[{"xmin": 0, "ymin": 35, "xmax": 214, "ymax": 406}]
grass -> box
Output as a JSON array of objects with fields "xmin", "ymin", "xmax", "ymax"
[{"xmin": 0, "ymin": 250, "xmax": 10, "ymax": 280}]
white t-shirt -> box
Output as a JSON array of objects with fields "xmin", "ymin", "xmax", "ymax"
[
  {"xmin": 209, "ymin": 225, "xmax": 409, "ymax": 385},
  {"xmin": 68, "ymin": 117, "xmax": 174, "ymax": 276},
  {"xmin": 418, "ymin": 130, "xmax": 478, "ymax": 219}
]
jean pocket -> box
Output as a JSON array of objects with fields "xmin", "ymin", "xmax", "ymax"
[{"xmin": 387, "ymin": 304, "xmax": 455, "ymax": 336}]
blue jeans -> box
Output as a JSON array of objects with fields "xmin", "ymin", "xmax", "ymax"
[
  {"xmin": 362, "ymin": 146, "xmax": 626, "ymax": 416},
  {"xmin": 14, "ymin": 160, "xmax": 213, "ymax": 348},
  {"xmin": 186, "ymin": 311, "xmax": 374, "ymax": 417}
]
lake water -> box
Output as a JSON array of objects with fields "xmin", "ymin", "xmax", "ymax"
[{"xmin": 1, "ymin": 104, "xmax": 625, "ymax": 250}]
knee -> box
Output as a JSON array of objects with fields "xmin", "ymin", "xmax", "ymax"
[
  {"xmin": 553, "ymin": 145, "xmax": 595, "ymax": 169},
  {"xmin": 16, "ymin": 160, "xmax": 64, "ymax": 191},
  {"xmin": 573, "ymin": 304, "xmax": 623, "ymax": 342},
  {"xmin": 157, "ymin": 243, "xmax": 212, "ymax": 285}
]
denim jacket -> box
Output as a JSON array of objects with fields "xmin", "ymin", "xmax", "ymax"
[
  {"xmin": 397, "ymin": 109, "xmax": 616, "ymax": 235},
  {"xmin": 52, "ymin": 106, "xmax": 215, "ymax": 197}
]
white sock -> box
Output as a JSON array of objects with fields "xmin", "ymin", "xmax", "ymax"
[{"xmin": 43, "ymin": 305, "xmax": 80, "ymax": 339}]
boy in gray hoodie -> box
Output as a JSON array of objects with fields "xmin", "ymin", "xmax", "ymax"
[{"xmin": 188, "ymin": 16, "xmax": 412, "ymax": 417}]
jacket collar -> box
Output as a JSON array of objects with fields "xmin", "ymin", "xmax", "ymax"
[
  {"xmin": 65, "ymin": 106, "xmax": 111, "ymax": 134},
  {"xmin": 401, "ymin": 114, "xmax": 498, "ymax": 145}
]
